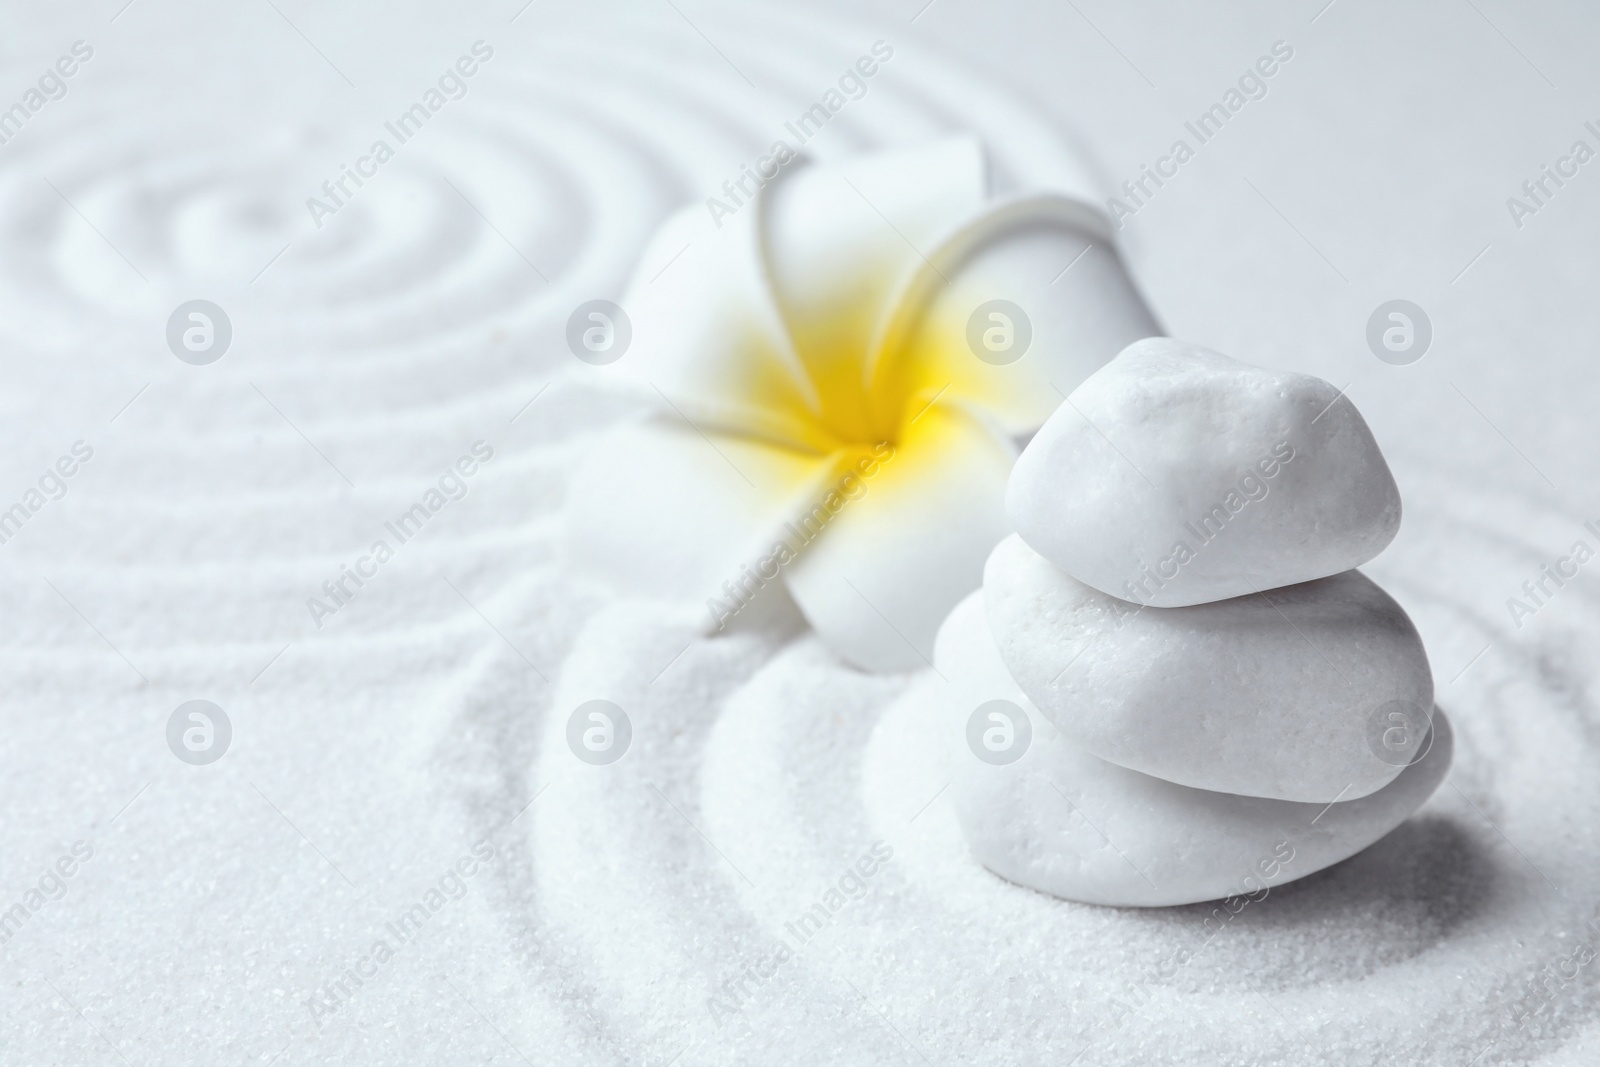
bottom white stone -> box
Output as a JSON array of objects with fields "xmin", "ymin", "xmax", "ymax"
[{"xmin": 938, "ymin": 591, "xmax": 1453, "ymax": 907}]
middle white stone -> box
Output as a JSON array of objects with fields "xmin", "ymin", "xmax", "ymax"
[{"xmin": 984, "ymin": 534, "xmax": 1435, "ymax": 803}]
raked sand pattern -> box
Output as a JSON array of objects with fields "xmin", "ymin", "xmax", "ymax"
[{"xmin": 3, "ymin": 3, "xmax": 1600, "ymax": 1065}]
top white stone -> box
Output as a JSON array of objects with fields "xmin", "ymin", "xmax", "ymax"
[{"xmin": 1006, "ymin": 338, "xmax": 1402, "ymax": 606}]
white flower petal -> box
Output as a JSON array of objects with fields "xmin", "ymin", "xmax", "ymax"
[
  {"xmin": 868, "ymin": 194, "xmax": 1161, "ymax": 437},
  {"xmin": 762, "ymin": 137, "xmax": 988, "ymax": 441},
  {"xmin": 782, "ymin": 399, "xmax": 1015, "ymax": 672},
  {"xmin": 604, "ymin": 202, "xmax": 834, "ymax": 452},
  {"xmin": 565, "ymin": 417, "xmax": 831, "ymax": 607}
]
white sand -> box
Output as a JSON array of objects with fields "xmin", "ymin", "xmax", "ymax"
[{"xmin": 3, "ymin": 2, "xmax": 1600, "ymax": 1064}]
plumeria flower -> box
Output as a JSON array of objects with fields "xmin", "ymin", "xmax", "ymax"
[{"xmin": 568, "ymin": 137, "xmax": 1158, "ymax": 671}]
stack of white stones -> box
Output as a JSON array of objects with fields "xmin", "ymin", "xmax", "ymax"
[{"xmin": 941, "ymin": 338, "xmax": 1452, "ymax": 907}]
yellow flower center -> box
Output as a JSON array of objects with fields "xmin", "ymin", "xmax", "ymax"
[{"xmin": 778, "ymin": 299, "xmax": 974, "ymax": 459}]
